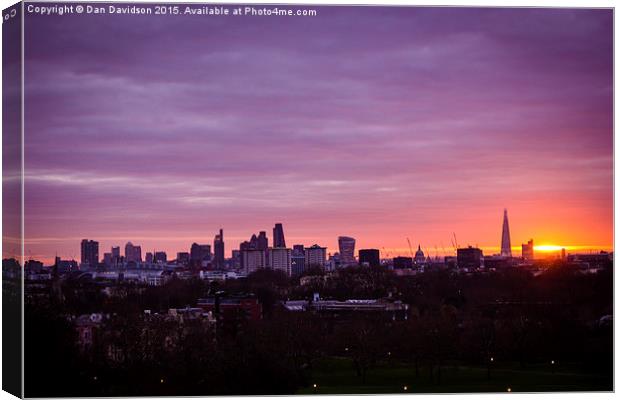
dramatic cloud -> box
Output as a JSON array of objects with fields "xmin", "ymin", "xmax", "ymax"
[{"xmin": 22, "ymin": 6, "xmax": 613, "ymax": 262}]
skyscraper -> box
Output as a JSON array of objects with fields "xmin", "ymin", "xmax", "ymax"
[
  {"xmin": 111, "ymin": 246, "xmax": 121, "ymax": 265},
  {"xmin": 243, "ymin": 249, "xmax": 266, "ymax": 274},
  {"xmin": 190, "ymin": 243, "xmax": 211, "ymax": 265},
  {"xmin": 501, "ymin": 209, "xmax": 512, "ymax": 257},
  {"xmin": 214, "ymin": 229, "xmax": 225, "ymax": 269},
  {"xmin": 268, "ymin": 247, "xmax": 292, "ymax": 276},
  {"xmin": 522, "ymin": 239, "xmax": 534, "ymax": 262},
  {"xmin": 305, "ymin": 244, "xmax": 327, "ymax": 267},
  {"xmin": 154, "ymin": 251, "xmax": 167, "ymax": 264},
  {"xmin": 338, "ymin": 236, "xmax": 356, "ymax": 265},
  {"xmin": 125, "ymin": 242, "xmax": 142, "ymax": 263},
  {"xmin": 273, "ymin": 223, "xmax": 286, "ymax": 248},
  {"xmin": 291, "ymin": 245, "xmax": 306, "ymax": 276},
  {"xmin": 80, "ymin": 239, "xmax": 99, "ymax": 269}
]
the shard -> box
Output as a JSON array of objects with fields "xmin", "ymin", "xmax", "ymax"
[{"xmin": 501, "ymin": 209, "xmax": 512, "ymax": 257}]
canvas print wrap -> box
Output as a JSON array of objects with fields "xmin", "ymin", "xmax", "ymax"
[{"xmin": 1, "ymin": 2, "xmax": 614, "ymax": 397}]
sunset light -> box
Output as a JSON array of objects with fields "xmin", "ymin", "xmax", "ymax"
[{"xmin": 534, "ymin": 245, "xmax": 565, "ymax": 252}]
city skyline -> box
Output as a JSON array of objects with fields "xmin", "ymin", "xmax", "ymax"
[
  {"xmin": 49, "ymin": 212, "xmax": 609, "ymax": 267},
  {"xmin": 20, "ymin": 7, "xmax": 612, "ymax": 264}
]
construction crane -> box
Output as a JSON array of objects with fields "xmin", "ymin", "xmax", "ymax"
[
  {"xmin": 406, "ymin": 238, "xmax": 414, "ymax": 258},
  {"xmin": 382, "ymin": 247, "xmax": 391, "ymax": 258}
]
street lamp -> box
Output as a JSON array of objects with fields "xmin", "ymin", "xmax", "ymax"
[
  {"xmin": 507, "ymin": 387, "xmax": 512, "ymax": 392},
  {"xmin": 403, "ymin": 385, "xmax": 408, "ymax": 391}
]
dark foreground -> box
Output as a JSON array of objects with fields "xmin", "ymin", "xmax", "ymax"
[
  {"xmin": 298, "ymin": 357, "xmax": 612, "ymax": 394},
  {"xmin": 20, "ymin": 262, "xmax": 613, "ymax": 396}
]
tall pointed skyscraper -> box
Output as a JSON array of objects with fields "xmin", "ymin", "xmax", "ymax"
[{"xmin": 501, "ymin": 209, "xmax": 512, "ymax": 257}]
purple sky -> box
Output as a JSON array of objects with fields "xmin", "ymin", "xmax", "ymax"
[{"xmin": 23, "ymin": 6, "xmax": 613, "ymax": 263}]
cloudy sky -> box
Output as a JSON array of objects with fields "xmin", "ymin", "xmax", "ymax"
[{"xmin": 22, "ymin": 5, "xmax": 612, "ymax": 263}]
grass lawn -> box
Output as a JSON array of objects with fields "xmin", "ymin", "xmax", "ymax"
[{"xmin": 296, "ymin": 357, "xmax": 612, "ymax": 394}]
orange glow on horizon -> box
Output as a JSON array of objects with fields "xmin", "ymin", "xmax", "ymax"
[{"xmin": 534, "ymin": 245, "xmax": 566, "ymax": 252}]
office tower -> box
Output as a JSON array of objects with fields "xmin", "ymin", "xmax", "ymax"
[
  {"xmin": 103, "ymin": 252, "xmax": 113, "ymax": 267},
  {"xmin": 242, "ymin": 249, "xmax": 266, "ymax": 274},
  {"xmin": 214, "ymin": 229, "xmax": 225, "ymax": 269},
  {"xmin": 145, "ymin": 252, "xmax": 153, "ymax": 264},
  {"xmin": 231, "ymin": 250, "xmax": 241, "ymax": 269},
  {"xmin": 522, "ymin": 239, "xmax": 534, "ymax": 262},
  {"xmin": 268, "ymin": 247, "xmax": 292, "ymax": 276},
  {"xmin": 177, "ymin": 252, "xmax": 190, "ymax": 265},
  {"xmin": 154, "ymin": 251, "xmax": 167, "ymax": 264},
  {"xmin": 125, "ymin": 242, "xmax": 142, "ymax": 263},
  {"xmin": 80, "ymin": 239, "xmax": 99, "ymax": 269},
  {"xmin": 291, "ymin": 245, "xmax": 306, "ymax": 276},
  {"xmin": 501, "ymin": 208, "xmax": 512, "ymax": 257},
  {"xmin": 338, "ymin": 236, "xmax": 356, "ymax": 265},
  {"xmin": 257, "ymin": 231, "xmax": 268, "ymax": 250},
  {"xmin": 111, "ymin": 246, "xmax": 121, "ymax": 265},
  {"xmin": 190, "ymin": 243, "xmax": 211, "ymax": 264},
  {"xmin": 240, "ymin": 231, "xmax": 269, "ymax": 269},
  {"xmin": 358, "ymin": 248, "xmax": 380, "ymax": 267},
  {"xmin": 393, "ymin": 256, "xmax": 413, "ymax": 269},
  {"xmin": 457, "ymin": 246, "xmax": 484, "ymax": 269},
  {"xmin": 305, "ymin": 244, "xmax": 327, "ymax": 267},
  {"xmin": 273, "ymin": 223, "xmax": 286, "ymax": 248}
]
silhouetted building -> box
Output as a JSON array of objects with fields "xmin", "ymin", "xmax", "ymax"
[
  {"xmin": 240, "ymin": 231, "xmax": 269, "ymax": 269},
  {"xmin": 154, "ymin": 251, "xmax": 167, "ymax": 264},
  {"xmin": 144, "ymin": 252, "xmax": 153, "ymax": 264},
  {"xmin": 190, "ymin": 243, "xmax": 211, "ymax": 265},
  {"xmin": 55, "ymin": 257, "xmax": 79, "ymax": 273},
  {"xmin": 80, "ymin": 239, "xmax": 99, "ymax": 269},
  {"xmin": 291, "ymin": 245, "xmax": 306, "ymax": 276},
  {"xmin": 501, "ymin": 209, "xmax": 512, "ymax": 257},
  {"xmin": 198, "ymin": 295, "xmax": 262, "ymax": 321},
  {"xmin": 268, "ymin": 247, "xmax": 292, "ymax": 276},
  {"xmin": 243, "ymin": 249, "xmax": 266, "ymax": 274},
  {"xmin": 457, "ymin": 246, "xmax": 484, "ymax": 270},
  {"xmin": 522, "ymin": 239, "xmax": 534, "ymax": 262},
  {"xmin": 273, "ymin": 223, "xmax": 286, "ymax": 248},
  {"xmin": 393, "ymin": 256, "xmax": 413, "ymax": 269},
  {"xmin": 177, "ymin": 252, "xmax": 190, "ymax": 265},
  {"xmin": 414, "ymin": 245, "xmax": 425, "ymax": 265},
  {"xmin": 231, "ymin": 250, "xmax": 241, "ymax": 269},
  {"xmin": 125, "ymin": 242, "xmax": 142, "ymax": 263},
  {"xmin": 338, "ymin": 236, "xmax": 356, "ymax": 265},
  {"xmin": 305, "ymin": 244, "xmax": 327, "ymax": 267},
  {"xmin": 359, "ymin": 249, "xmax": 380, "ymax": 267},
  {"xmin": 214, "ymin": 229, "xmax": 225, "ymax": 269},
  {"xmin": 25, "ymin": 260, "xmax": 44, "ymax": 273},
  {"xmin": 283, "ymin": 297, "xmax": 409, "ymax": 321},
  {"xmin": 103, "ymin": 252, "xmax": 113, "ymax": 266},
  {"xmin": 111, "ymin": 246, "xmax": 121, "ymax": 265}
]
